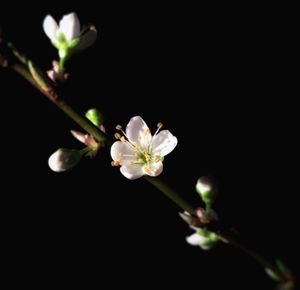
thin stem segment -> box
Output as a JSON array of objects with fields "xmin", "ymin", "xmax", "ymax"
[
  {"xmin": 8, "ymin": 60, "xmax": 291, "ymax": 287},
  {"xmin": 144, "ymin": 176, "xmax": 196, "ymax": 215},
  {"xmin": 11, "ymin": 63, "xmax": 106, "ymax": 143},
  {"xmin": 216, "ymin": 230, "xmax": 286, "ymax": 282}
]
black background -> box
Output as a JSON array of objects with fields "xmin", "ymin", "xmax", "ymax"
[{"xmin": 1, "ymin": 2, "xmax": 298, "ymax": 289}]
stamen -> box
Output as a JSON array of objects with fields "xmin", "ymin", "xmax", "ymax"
[
  {"xmin": 157, "ymin": 122, "xmax": 163, "ymax": 129},
  {"xmin": 115, "ymin": 124, "xmax": 129, "ymax": 143},
  {"xmin": 120, "ymin": 136, "xmax": 126, "ymax": 142},
  {"xmin": 153, "ymin": 122, "xmax": 163, "ymax": 138},
  {"xmin": 114, "ymin": 132, "xmax": 122, "ymax": 139}
]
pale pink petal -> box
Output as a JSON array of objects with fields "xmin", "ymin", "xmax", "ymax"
[
  {"xmin": 59, "ymin": 12, "xmax": 80, "ymax": 41},
  {"xmin": 111, "ymin": 141, "xmax": 135, "ymax": 165},
  {"xmin": 120, "ymin": 164, "xmax": 144, "ymax": 180},
  {"xmin": 43, "ymin": 15, "xmax": 59, "ymax": 41},
  {"xmin": 151, "ymin": 130, "xmax": 177, "ymax": 156},
  {"xmin": 126, "ymin": 116, "xmax": 152, "ymax": 148},
  {"xmin": 143, "ymin": 161, "xmax": 163, "ymax": 177}
]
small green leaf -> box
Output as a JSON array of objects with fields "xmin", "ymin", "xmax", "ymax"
[
  {"xmin": 276, "ymin": 260, "xmax": 291, "ymax": 276},
  {"xmin": 28, "ymin": 60, "xmax": 53, "ymax": 92},
  {"xmin": 85, "ymin": 108, "xmax": 104, "ymax": 127},
  {"xmin": 265, "ymin": 268, "xmax": 282, "ymax": 282},
  {"xmin": 195, "ymin": 176, "xmax": 217, "ymax": 212},
  {"xmin": 68, "ymin": 38, "xmax": 80, "ymax": 49}
]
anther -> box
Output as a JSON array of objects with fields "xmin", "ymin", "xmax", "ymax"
[
  {"xmin": 111, "ymin": 160, "xmax": 120, "ymax": 167},
  {"xmin": 157, "ymin": 122, "xmax": 163, "ymax": 129}
]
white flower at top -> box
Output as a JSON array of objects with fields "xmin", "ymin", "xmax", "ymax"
[
  {"xmin": 111, "ymin": 116, "xmax": 178, "ymax": 180},
  {"xmin": 43, "ymin": 12, "xmax": 97, "ymax": 59}
]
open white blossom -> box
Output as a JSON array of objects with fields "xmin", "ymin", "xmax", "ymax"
[
  {"xmin": 111, "ymin": 116, "xmax": 177, "ymax": 180},
  {"xmin": 43, "ymin": 12, "xmax": 97, "ymax": 58}
]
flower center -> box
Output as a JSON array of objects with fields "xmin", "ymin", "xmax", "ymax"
[{"xmin": 113, "ymin": 122, "xmax": 164, "ymax": 166}]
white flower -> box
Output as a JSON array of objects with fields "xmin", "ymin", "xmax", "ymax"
[
  {"xmin": 111, "ymin": 116, "xmax": 178, "ymax": 180},
  {"xmin": 43, "ymin": 12, "xmax": 97, "ymax": 56}
]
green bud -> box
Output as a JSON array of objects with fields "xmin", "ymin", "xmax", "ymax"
[
  {"xmin": 85, "ymin": 108, "xmax": 104, "ymax": 127},
  {"xmin": 187, "ymin": 228, "xmax": 219, "ymax": 250},
  {"xmin": 48, "ymin": 148, "xmax": 82, "ymax": 172},
  {"xmin": 196, "ymin": 176, "xmax": 217, "ymax": 211},
  {"xmin": 196, "ymin": 228, "xmax": 219, "ymax": 243},
  {"xmin": 265, "ymin": 268, "xmax": 282, "ymax": 282}
]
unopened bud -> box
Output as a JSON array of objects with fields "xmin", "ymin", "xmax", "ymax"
[
  {"xmin": 196, "ymin": 176, "xmax": 217, "ymax": 210},
  {"xmin": 265, "ymin": 268, "xmax": 282, "ymax": 282},
  {"xmin": 186, "ymin": 228, "xmax": 219, "ymax": 251},
  {"xmin": 85, "ymin": 108, "xmax": 104, "ymax": 127},
  {"xmin": 48, "ymin": 148, "xmax": 82, "ymax": 172}
]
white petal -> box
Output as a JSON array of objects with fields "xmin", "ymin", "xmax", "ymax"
[
  {"xmin": 143, "ymin": 161, "xmax": 163, "ymax": 177},
  {"xmin": 110, "ymin": 141, "xmax": 135, "ymax": 165},
  {"xmin": 126, "ymin": 116, "xmax": 152, "ymax": 148},
  {"xmin": 151, "ymin": 130, "xmax": 178, "ymax": 156},
  {"xmin": 77, "ymin": 28, "xmax": 97, "ymax": 51},
  {"xmin": 43, "ymin": 15, "xmax": 58, "ymax": 41},
  {"xmin": 186, "ymin": 233, "xmax": 205, "ymax": 246},
  {"xmin": 120, "ymin": 164, "xmax": 144, "ymax": 180},
  {"xmin": 196, "ymin": 177, "xmax": 212, "ymax": 194},
  {"xmin": 48, "ymin": 151, "xmax": 63, "ymax": 172},
  {"xmin": 59, "ymin": 12, "xmax": 80, "ymax": 41}
]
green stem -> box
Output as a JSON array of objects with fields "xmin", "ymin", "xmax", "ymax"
[
  {"xmin": 9, "ymin": 61, "xmax": 290, "ymax": 286},
  {"xmin": 79, "ymin": 146, "xmax": 94, "ymax": 156},
  {"xmin": 144, "ymin": 176, "xmax": 196, "ymax": 215},
  {"xmin": 144, "ymin": 175, "xmax": 287, "ymax": 283},
  {"xmin": 12, "ymin": 63, "xmax": 106, "ymax": 143},
  {"xmin": 55, "ymin": 99, "xmax": 106, "ymax": 142},
  {"xmin": 59, "ymin": 57, "xmax": 65, "ymax": 72},
  {"xmin": 216, "ymin": 230, "xmax": 286, "ymax": 282}
]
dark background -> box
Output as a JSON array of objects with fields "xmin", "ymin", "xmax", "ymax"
[{"xmin": 1, "ymin": 3, "xmax": 298, "ymax": 289}]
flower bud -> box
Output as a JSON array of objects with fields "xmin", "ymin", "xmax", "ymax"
[
  {"xmin": 196, "ymin": 176, "xmax": 217, "ymax": 210},
  {"xmin": 48, "ymin": 148, "xmax": 82, "ymax": 172},
  {"xmin": 186, "ymin": 228, "xmax": 219, "ymax": 250},
  {"xmin": 85, "ymin": 108, "xmax": 104, "ymax": 127},
  {"xmin": 265, "ymin": 268, "xmax": 282, "ymax": 282}
]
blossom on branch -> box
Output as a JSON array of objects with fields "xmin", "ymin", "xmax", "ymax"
[
  {"xmin": 43, "ymin": 12, "xmax": 97, "ymax": 61},
  {"xmin": 111, "ymin": 116, "xmax": 177, "ymax": 180}
]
